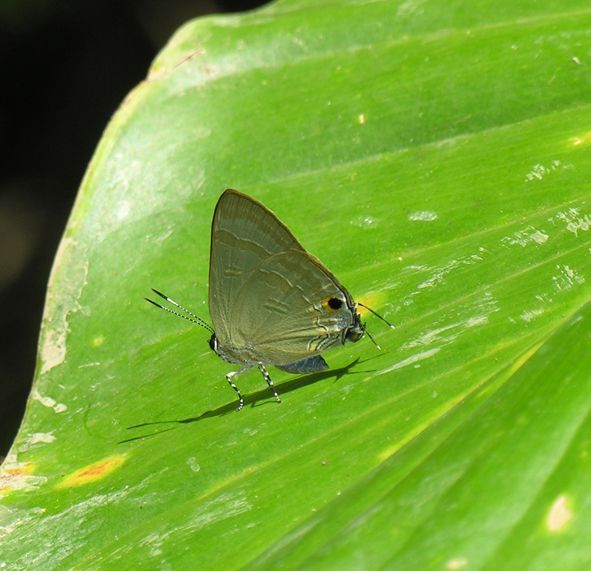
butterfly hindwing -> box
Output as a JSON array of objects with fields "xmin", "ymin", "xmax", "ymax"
[
  {"xmin": 229, "ymin": 250, "xmax": 356, "ymax": 365},
  {"xmin": 277, "ymin": 355, "xmax": 329, "ymax": 374}
]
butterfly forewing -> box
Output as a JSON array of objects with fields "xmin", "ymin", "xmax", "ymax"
[{"xmin": 209, "ymin": 189, "xmax": 305, "ymax": 343}]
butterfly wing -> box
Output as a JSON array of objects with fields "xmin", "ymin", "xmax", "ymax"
[
  {"xmin": 229, "ymin": 250, "xmax": 357, "ymax": 366},
  {"xmin": 209, "ymin": 189, "xmax": 305, "ymax": 344}
]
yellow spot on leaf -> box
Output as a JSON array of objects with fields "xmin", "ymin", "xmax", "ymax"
[
  {"xmin": 357, "ymin": 292, "xmax": 390, "ymax": 319},
  {"xmin": 56, "ymin": 454, "xmax": 127, "ymax": 489},
  {"xmin": 570, "ymin": 132, "xmax": 591, "ymax": 147},
  {"xmin": 546, "ymin": 494, "xmax": 573, "ymax": 533},
  {"xmin": 92, "ymin": 336, "xmax": 104, "ymax": 347}
]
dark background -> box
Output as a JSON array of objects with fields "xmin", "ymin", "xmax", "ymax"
[{"xmin": 0, "ymin": 0, "xmax": 268, "ymax": 458}]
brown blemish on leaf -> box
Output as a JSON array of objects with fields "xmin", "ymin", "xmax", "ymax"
[
  {"xmin": 0, "ymin": 460, "xmax": 45, "ymax": 495},
  {"xmin": 55, "ymin": 454, "xmax": 128, "ymax": 489},
  {"xmin": 3, "ymin": 463, "xmax": 34, "ymax": 477}
]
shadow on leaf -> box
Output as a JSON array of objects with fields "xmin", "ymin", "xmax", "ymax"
[{"xmin": 119, "ymin": 356, "xmax": 375, "ymax": 443}]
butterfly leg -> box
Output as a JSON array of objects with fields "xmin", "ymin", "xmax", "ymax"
[
  {"xmin": 226, "ymin": 370, "xmax": 245, "ymax": 411},
  {"xmin": 258, "ymin": 363, "xmax": 282, "ymax": 404}
]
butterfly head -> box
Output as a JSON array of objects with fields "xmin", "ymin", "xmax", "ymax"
[{"xmin": 344, "ymin": 309, "xmax": 365, "ymax": 344}]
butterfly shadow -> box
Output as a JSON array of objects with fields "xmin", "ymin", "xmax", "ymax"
[{"xmin": 119, "ymin": 355, "xmax": 379, "ymax": 444}]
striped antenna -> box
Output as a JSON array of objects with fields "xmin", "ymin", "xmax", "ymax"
[
  {"xmin": 364, "ymin": 327, "xmax": 382, "ymax": 351},
  {"xmin": 145, "ymin": 288, "xmax": 214, "ymax": 334},
  {"xmin": 357, "ymin": 302, "xmax": 394, "ymax": 329}
]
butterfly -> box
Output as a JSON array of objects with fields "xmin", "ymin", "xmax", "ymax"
[{"xmin": 146, "ymin": 189, "xmax": 392, "ymax": 410}]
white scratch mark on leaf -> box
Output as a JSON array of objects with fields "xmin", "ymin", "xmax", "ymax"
[
  {"xmin": 408, "ymin": 210, "xmax": 438, "ymax": 222},
  {"xmin": 416, "ymin": 253, "xmax": 484, "ymax": 290},
  {"xmin": 139, "ymin": 492, "xmax": 252, "ymax": 558},
  {"xmin": 377, "ymin": 348, "xmax": 440, "ymax": 374},
  {"xmin": 501, "ymin": 225, "xmax": 549, "ymax": 247},
  {"xmin": 550, "ymin": 207, "xmax": 591, "ymax": 237},
  {"xmin": 552, "ymin": 264, "xmax": 586, "ymax": 292},
  {"xmin": 525, "ymin": 159, "xmax": 572, "ymax": 182},
  {"xmin": 403, "ymin": 314, "xmax": 489, "ymax": 350},
  {"xmin": 520, "ymin": 308, "xmax": 544, "ymax": 322},
  {"xmin": 32, "ymin": 390, "xmax": 67, "ymax": 414},
  {"xmin": 350, "ymin": 215, "xmax": 378, "ymax": 228},
  {"xmin": 20, "ymin": 433, "xmax": 56, "ymax": 452}
]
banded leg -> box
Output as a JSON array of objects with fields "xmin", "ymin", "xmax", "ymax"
[
  {"xmin": 226, "ymin": 370, "xmax": 245, "ymax": 411},
  {"xmin": 258, "ymin": 363, "xmax": 282, "ymax": 404}
]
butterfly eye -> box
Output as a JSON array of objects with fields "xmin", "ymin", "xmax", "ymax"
[{"xmin": 323, "ymin": 297, "xmax": 344, "ymax": 311}]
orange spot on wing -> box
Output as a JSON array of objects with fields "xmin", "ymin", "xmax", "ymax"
[{"xmin": 55, "ymin": 454, "xmax": 127, "ymax": 489}]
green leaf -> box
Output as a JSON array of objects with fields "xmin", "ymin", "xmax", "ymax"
[{"xmin": 2, "ymin": 0, "xmax": 591, "ymax": 568}]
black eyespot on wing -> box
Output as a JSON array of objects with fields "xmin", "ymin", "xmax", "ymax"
[{"xmin": 328, "ymin": 297, "xmax": 343, "ymax": 310}]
